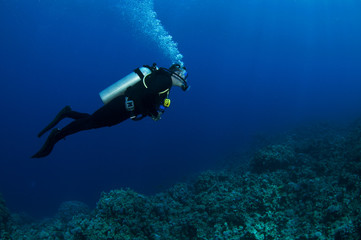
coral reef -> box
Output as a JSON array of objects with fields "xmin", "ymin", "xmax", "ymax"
[{"xmin": 4, "ymin": 120, "xmax": 361, "ymax": 239}]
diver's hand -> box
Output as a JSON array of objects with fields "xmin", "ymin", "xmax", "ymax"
[{"xmin": 151, "ymin": 111, "xmax": 163, "ymax": 121}]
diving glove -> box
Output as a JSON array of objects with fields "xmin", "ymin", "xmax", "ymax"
[{"xmin": 151, "ymin": 111, "xmax": 163, "ymax": 121}]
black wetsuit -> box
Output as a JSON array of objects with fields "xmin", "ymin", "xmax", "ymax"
[
  {"xmin": 32, "ymin": 67, "xmax": 175, "ymax": 158},
  {"xmin": 57, "ymin": 68, "xmax": 173, "ymax": 140}
]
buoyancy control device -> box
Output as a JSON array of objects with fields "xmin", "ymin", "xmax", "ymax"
[{"xmin": 99, "ymin": 66, "xmax": 156, "ymax": 104}]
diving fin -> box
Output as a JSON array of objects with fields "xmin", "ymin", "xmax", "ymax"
[
  {"xmin": 32, "ymin": 128, "xmax": 60, "ymax": 158},
  {"xmin": 37, "ymin": 106, "xmax": 71, "ymax": 138}
]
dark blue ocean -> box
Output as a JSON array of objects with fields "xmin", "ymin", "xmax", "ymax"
[{"xmin": 1, "ymin": 0, "xmax": 361, "ymax": 218}]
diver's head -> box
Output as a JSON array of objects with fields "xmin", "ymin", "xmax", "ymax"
[{"xmin": 169, "ymin": 63, "xmax": 189, "ymax": 91}]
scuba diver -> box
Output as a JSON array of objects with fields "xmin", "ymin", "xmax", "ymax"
[{"xmin": 32, "ymin": 63, "xmax": 189, "ymax": 158}]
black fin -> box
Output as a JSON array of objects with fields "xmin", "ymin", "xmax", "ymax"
[
  {"xmin": 37, "ymin": 106, "xmax": 71, "ymax": 138},
  {"xmin": 32, "ymin": 129, "xmax": 60, "ymax": 158}
]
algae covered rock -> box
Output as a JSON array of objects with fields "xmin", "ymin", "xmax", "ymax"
[{"xmin": 250, "ymin": 144, "xmax": 296, "ymax": 173}]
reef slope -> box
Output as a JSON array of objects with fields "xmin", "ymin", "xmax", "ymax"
[{"xmin": 4, "ymin": 121, "xmax": 361, "ymax": 239}]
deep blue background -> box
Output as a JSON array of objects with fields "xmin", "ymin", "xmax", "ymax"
[{"xmin": 1, "ymin": 0, "xmax": 361, "ymax": 218}]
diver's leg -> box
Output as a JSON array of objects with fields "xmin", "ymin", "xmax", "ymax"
[
  {"xmin": 32, "ymin": 116, "xmax": 99, "ymax": 158},
  {"xmin": 57, "ymin": 117, "xmax": 99, "ymax": 139},
  {"xmin": 37, "ymin": 106, "xmax": 90, "ymax": 138},
  {"xmin": 57, "ymin": 95, "xmax": 130, "ymax": 138},
  {"xmin": 66, "ymin": 111, "xmax": 91, "ymax": 120},
  {"xmin": 32, "ymin": 96, "xmax": 130, "ymax": 158}
]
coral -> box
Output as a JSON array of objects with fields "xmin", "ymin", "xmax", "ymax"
[{"xmin": 5, "ymin": 120, "xmax": 361, "ymax": 239}]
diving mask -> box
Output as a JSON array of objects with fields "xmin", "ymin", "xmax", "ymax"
[{"xmin": 171, "ymin": 65, "xmax": 189, "ymax": 91}]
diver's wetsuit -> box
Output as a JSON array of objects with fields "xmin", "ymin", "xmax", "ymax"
[
  {"xmin": 32, "ymin": 68, "xmax": 173, "ymax": 158},
  {"xmin": 60, "ymin": 68, "xmax": 173, "ymax": 136}
]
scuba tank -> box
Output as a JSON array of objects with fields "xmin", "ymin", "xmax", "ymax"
[{"xmin": 99, "ymin": 67, "xmax": 152, "ymax": 104}]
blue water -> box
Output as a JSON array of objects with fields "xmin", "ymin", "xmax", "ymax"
[{"xmin": 1, "ymin": 0, "xmax": 361, "ymax": 218}]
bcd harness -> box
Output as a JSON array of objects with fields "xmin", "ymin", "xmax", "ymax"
[{"xmin": 125, "ymin": 63, "xmax": 171, "ymax": 121}]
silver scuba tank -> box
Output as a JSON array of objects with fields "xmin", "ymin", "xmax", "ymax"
[{"xmin": 99, "ymin": 67, "xmax": 152, "ymax": 104}]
